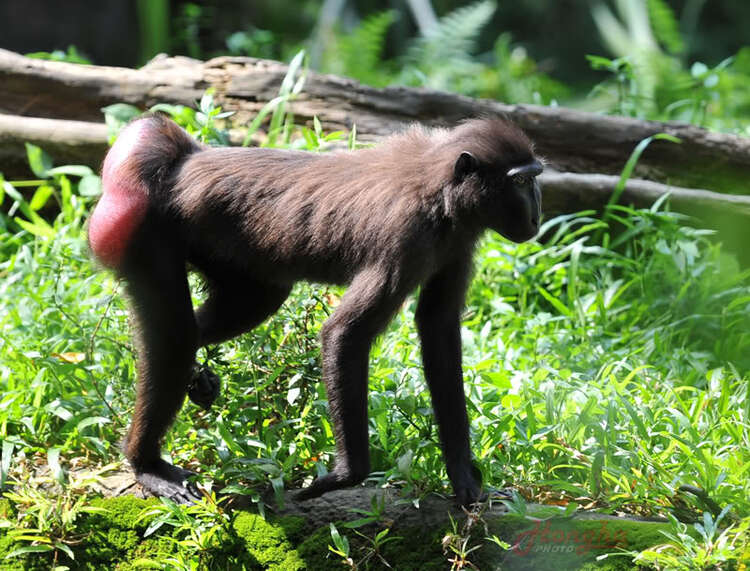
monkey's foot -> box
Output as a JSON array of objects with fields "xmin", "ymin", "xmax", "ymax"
[
  {"xmin": 294, "ymin": 469, "xmax": 366, "ymax": 501},
  {"xmin": 187, "ymin": 365, "xmax": 221, "ymax": 410},
  {"xmin": 450, "ymin": 463, "xmax": 483, "ymax": 507},
  {"xmin": 486, "ymin": 487, "xmax": 514, "ymax": 501},
  {"xmin": 135, "ymin": 459, "xmax": 202, "ymax": 504}
]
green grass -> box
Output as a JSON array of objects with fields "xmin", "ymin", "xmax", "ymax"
[{"xmin": 1, "ymin": 148, "xmax": 748, "ymax": 567}]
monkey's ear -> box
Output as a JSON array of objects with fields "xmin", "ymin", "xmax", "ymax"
[{"xmin": 454, "ymin": 151, "xmax": 478, "ymax": 180}]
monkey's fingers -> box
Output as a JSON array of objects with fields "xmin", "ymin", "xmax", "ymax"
[{"xmin": 187, "ymin": 366, "xmax": 221, "ymax": 410}]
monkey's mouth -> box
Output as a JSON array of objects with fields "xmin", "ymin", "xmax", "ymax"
[{"xmin": 498, "ymin": 224, "xmax": 538, "ymax": 244}]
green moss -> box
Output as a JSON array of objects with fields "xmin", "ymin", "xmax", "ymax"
[
  {"xmin": 378, "ymin": 526, "xmax": 448, "ymax": 570},
  {"xmin": 70, "ymin": 496, "xmax": 159, "ymax": 568},
  {"xmin": 0, "ymin": 533, "xmax": 34, "ymax": 571},
  {"xmin": 0, "ymin": 493, "xmax": 684, "ymax": 570},
  {"xmin": 296, "ymin": 524, "xmax": 337, "ymax": 569},
  {"xmin": 126, "ymin": 535, "xmax": 180, "ymax": 568},
  {"xmin": 88, "ymin": 495, "xmax": 157, "ymax": 532},
  {"xmin": 295, "ymin": 522, "xmax": 449, "ymax": 570},
  {"xmin": 232, "ymin": 513, "xmax": 306, "ymax": 570},
  {"xmin": 480, "ymin": 515, "xmax": 670, "ymax": 570}
]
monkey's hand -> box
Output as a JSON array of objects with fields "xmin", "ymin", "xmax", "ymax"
[
  {"xmin": 294, "ymin": 469, "xmax": 365, "ymax": 501},
  {"xmin": 135, "ymin": 459, "xmax": 203, "ymax": 504},
  {"xmin": 187, "ymin": 365, "xmax": 221, "ymax": 410}
]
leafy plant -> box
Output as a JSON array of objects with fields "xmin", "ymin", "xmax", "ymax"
[
  {"xmin": 226, "ymin": 26, "xmax": 278, "ymax": 60},
  {"xmin": 328, "ymin": 523, "xmax": 355, "ymax": 568},
  {"xmin": 1, "ymin": 470, "xmax": 110, "ymax": 568},
  {"xmin": 629, "ymin": 509, "xmax": 749, "ymax": 569},
  {"xmin": 241, "ymin": 48, "xmax": 307, "ymax": 147},
  {"xmin": 135, "ymin": 492, "xmax": 231, "ymax": 563},
  {"xmin": 25, "ymin": 46, "xmax": 91, "ymax": 65},
  {"xmin": 589, "ymin": 0, "xmax": 750, "ymax": 131},
  {"xmin": 317, "ymin": 1, "xmax": 567, "ymax": 104},
  {"xmin": 1, "ymin": 143, "xmax": 100, "ymax": 238},
  {"xmin": 320, "ymin": 10, "xmax": 397, "ymax": 88},
  {"xmin": 400, "ymin": 0, "xmax": 497, "ymax": 93}
]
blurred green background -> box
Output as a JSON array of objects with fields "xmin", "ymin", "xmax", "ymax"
[{"xmin": 0, "ymin": 2, "xmax": 745, "ymax": 101}]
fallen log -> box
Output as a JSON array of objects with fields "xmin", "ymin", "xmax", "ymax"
[
  {"xmin": 0, "ymin": 114, "xmax": 108, "ymax": 175},
  {"xmin": 540, "ymin": 171, "xmax": 750, "ymax": 256},
  {"xmin": 3, "ymin": 112, "xmax": 748, "ymax": 218},
  {"xmin": 1, "ymin": 48, "xmax": 749, "ymax": 194},
  {"xmin": 540, "ymin": 171, "xmax": 750, "ymax": 219}
]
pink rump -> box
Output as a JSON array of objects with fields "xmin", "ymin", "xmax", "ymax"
[{"xmin": 88, "ymin": 120, "xmax": 151, "ymax": 269}]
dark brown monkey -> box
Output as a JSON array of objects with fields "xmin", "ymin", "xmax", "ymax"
[{"xmin": 88, "ymin": 114, "xmax": 543, "ymax": 505}]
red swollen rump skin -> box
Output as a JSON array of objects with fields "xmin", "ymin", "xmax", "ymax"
[{"xmin": 88, "ymin": 120, "xmax": 151, "ymax": 269}]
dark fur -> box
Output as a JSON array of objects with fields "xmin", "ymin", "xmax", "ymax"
[{"xmin": 93, "ymin": 115, "xmax": 542, "ymax": 505}]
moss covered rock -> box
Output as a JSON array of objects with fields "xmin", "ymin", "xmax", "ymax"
[{"xmin": 0, "ymin": 491, "xmax": 685, "ymax": 569}]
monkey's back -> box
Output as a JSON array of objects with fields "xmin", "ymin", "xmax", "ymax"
[{"xmin": 173, "ymin": 145, "xmax": 448, "ymax": 285}]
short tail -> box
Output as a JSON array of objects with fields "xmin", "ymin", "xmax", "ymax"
[{"xmin": 88, "ymin": 115, "xmax": 201, "ymax": 269}]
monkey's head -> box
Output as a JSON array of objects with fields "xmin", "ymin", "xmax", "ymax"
[{"xmin": 450, "ymin": 119, "xmax": 543, "ymax": 243}]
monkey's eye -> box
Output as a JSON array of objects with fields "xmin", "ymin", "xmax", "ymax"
[{"xmin": 512, "ymin": 174, "xmax": 528, "ymax": 186}]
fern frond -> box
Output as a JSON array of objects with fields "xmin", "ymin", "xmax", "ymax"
[
  {"xmin": 647, "ymin": 0, "xmax": 684, "ymax": 54},
  {"xmin": 323, "ymin": 10, "xmax": 396, "ymax": 87},
  {"xmin": 343, "ymin": 11, "xmax": 396, "ymax": 73},
  {"xmin": 408, "ymin": 0, "xmax": 497, "ymax": 65}
]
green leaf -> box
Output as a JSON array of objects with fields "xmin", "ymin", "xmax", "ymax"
[
  {"xmin": 6, "ymin": 545, "xmax": 54, "ymax": 558},
  {"xmin": 79, "ymin": 175, "xmax": 102, "ymax": 197},
  {"xmin": 590, "ymin": 451, "xmax": 604, "ymax": 497},
  {"xmin": 598, "ymin": 133, "xmax": 681, "ymax": 236},
  {"xmin": 102, "ymin": 103, "xmax": 141, "ymax": 124},
  {"xmin": 647, "ymin": 0, "xmax": 684, "ymax": 54},
  {"xmin": 0, "ymin": 441, "xmax": 13, "ymax": 488},
  {"xmin": 25, "ymin": 143, "xmax": 53, "ymax": 178},
  {"xmin": 29, "ymin": 185, "xmax": 55, "ymax": 211},
  {"xmin": 535, "ymin": 285, "xmax": 573, "ymax": 317},
  {"xmin": 54, "ymin": 541, "xmax": 75, "ymax": 560},
  {"xmin": 313, "ymin": 116, "xmax": 322, "ymax": 137},
  {"xmin": 48, "ymin": 447, "xmax": 66, "ymax": 485},
  {"xmin": 14, "ymin": 216, "xmax": 56, "ymax": 238},
  {"xmin": 76, "ymin": 416, "xmax": 110, "ymax": 431},
  {"xmin": 329, "ymin": 523, "xmax": 349, "ymax": 555},
  {"xmin": 47, "ymin": 165, "xmax": 94, "ymax": 178},
  {"xmin": 301, "ymin": 127, "xmax": 319, "ymax": 150},
  {"xmin": 342, "ymin": 517, "xmax": 377, "ymax": 528}
]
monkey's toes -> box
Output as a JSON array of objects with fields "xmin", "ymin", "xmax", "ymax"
[
  {"xmin": 135, "ymin": 460, "xmax": 202, "ymax": 504},
  {"xmin": 187, "ymin": 365, "xmax": 221, "ymax": 410},
  {"xmin": 451, "ymin": 463, "xmax": 483, "ymax": 507},
  {"xmin": 295, "ymin": 470, "xmax": 364, "ymax": 501}
]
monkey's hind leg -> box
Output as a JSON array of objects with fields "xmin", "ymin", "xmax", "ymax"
[
  {"xmin": 186, "ymin": 277, "xmax": 291, "ymax": 410},
  {"xmin": 121, "ymin": 228, "xmax": 201, "ymax": 503}
]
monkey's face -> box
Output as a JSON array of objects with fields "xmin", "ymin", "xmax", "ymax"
[
  {"xmin": 491, "ymin": 162, "xmax": 543, "ymax": 243},
  {"xmin": 454, "ymin": 152, "xmax": 543, "ymax": 243}
]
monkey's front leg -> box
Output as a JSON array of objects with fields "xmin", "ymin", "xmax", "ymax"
[
  {"xmin": 297, "ymin": 271, "xmax": 399, "ymax": 500},
  {"xmin": 415, "ymin": 263, "xmax": 482, "ymax": 506}
]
